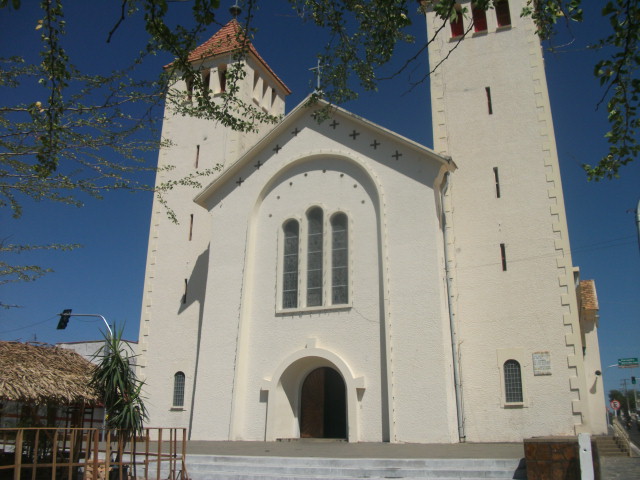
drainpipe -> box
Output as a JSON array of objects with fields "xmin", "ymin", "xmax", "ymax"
[{"xmin": 440, "ymin": 171, "xmax": 465, "ymax": 442}]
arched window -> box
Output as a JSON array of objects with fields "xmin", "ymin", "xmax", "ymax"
[
  {"xmin": 503, "ymin": 360, "xmax": 523, "ymax": 403},
  {"xmin": 307, "ymin": 208, "xmax": 324, "ymax": 307},
  {"xmin": 173, "ymin": 371, "xmax": 185, "ymax": 407},
  {"xmin": 331, "ymin": 213, "xmax": 348, "ymax": 304},
  {"xmin": 495, "ymin": 0, "xmax": 511, "ymax": 27},
  {"xmin": 282, "ymin": 220, "xmax": 300, "ymax": 309}
]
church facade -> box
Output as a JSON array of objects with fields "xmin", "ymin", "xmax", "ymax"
[{"xmin": 137, "ymin": 0, "xmax": 607, "ymax": 443}]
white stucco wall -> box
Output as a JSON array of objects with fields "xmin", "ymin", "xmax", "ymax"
[
  {"xmin": 426, "ymin": 0, "xmax": 596, "ymax": 440},
  {"xmin": 191, "ymin": 107, "xmax": 456, "ymax": 442},
  {"xmin": 137, "ymin": 52, "xmax": 287, "ymax": 433},
  {"xmin": 138, "ymin": 2, "xmax": 606, "ymax": 443}
]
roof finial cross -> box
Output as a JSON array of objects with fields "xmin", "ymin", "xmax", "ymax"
[
  {"xmin": 229, "ymin": 0, "xmax": 241, "ymax": 18},
  {"xmin": 309, "ymin": 58, "xmax": 325, "ymax": 94}
]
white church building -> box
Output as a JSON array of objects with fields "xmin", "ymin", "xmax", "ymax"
[{"xmin": 137, "ymin": 0, "xmax": 607, "ymax": 443}]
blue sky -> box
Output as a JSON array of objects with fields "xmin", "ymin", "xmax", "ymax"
[{"xmin": 1, "ymin": 2, "xmax": 638, "ymax": 400}]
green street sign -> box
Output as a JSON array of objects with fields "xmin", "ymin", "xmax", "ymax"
[{"xmin": 618, "ymin": 358, "xmax": 639, "ymax": 368}]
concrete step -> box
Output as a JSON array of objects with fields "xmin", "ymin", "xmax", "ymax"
[
  {"xmin": 175, "ymin": 455, "xmax": 527, "ymax": 480},
  {"xmin": 594, "ymin": 435, "xmax": 629, "ymax": 456}
]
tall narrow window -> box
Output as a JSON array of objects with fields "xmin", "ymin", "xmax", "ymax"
[
  {"xmin": 493, "ymin": 167, "xmax": 501, "ymax": 198},
  {"xmin": 218, "ymin": 65, "xmax": 227, "ymax": 93},
  {"xmin": 485, "ymin": 86, "xmax": 493, "ymax": 115},
  {"xmin": 185, "ymin": 76, "xmax": 194, "ymax": 102},
  {"xmin": 282, "ymin": 220, "xmax": 299, "ymax": 309},
  {"xmin": 331, "ymin": 213, "xmax": 349, "ymax": 305},
  {"xmin": 472, "ymin": 4, "xmax": 487, "ymax": 32},
  {"xmin": 201, "ymin": 69, "xmax": 210, "ymax": 90},
  {"xmin": 307, "ymin": 208, "xmax": 323, "ymax": 307},
  {"xmin": 189, "ymin": 214, "xmax": 194, "ymax": 241},
  {"xmin": 173, "ymin": 372, "xmax": 185, "ymax": 407},
  {"xmin": 183, "ymin": 279, "xmax": 188, "ymax": 304},
  {"xmin": 450, "ymin": 5, "xmax": 464, "ymax": 38},
  {"xmin": 503, "ymin": 360, "xmax": 523, "ymax": 403},
  {"xmin": 495, "ymin": 0, "xmax": 512, "ymax": 27},
  {"xmin": 500, "ymin": 243, "xmax": 507, "ymax": 271},
  {"xmin": 195, "ymin": 145, "xmax": 200, "ymax": 169}
]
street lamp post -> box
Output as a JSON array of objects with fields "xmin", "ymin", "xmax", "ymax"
[{"xmin": 56, "ymin": 310, "xmax": 113, "ymax": 337}]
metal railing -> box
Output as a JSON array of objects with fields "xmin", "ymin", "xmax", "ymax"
[
  {"xmin": 0, "ymin": 427, "xmax": 188, "ymax": 479},
  {"xmin": 611, "ymin": 417, "xmax": 633, "ymax": 457}
]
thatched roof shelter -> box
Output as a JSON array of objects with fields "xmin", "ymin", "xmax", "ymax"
[{"xmin": 0, "ymin": 341, "xmax": 99, "ymax": 405}]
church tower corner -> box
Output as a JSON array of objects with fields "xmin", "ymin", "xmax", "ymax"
[
  {"xmin": 423, "ymin": 0, "xmax": 605, "ymax": 440},
  {"xmin": 136, "ymin": 16, "xmax": 290, "ymax": 436}
]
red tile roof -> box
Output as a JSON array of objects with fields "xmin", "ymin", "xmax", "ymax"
[
  {"xmin": 579, "ymin": 280, "xmax": 599, "ymax": 311},
  {"xmin": 184, "ymin": 19, "xmax": 290, "ymax": 94}
]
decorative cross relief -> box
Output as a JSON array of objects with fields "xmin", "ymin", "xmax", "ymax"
[
  {"xmin": 329, "ymin": 120, "xmax": 340, "ymax": 129},
  {"xmin": 291, "ymin": 127, "xmax": 300, "ymax": 136},
  {"xmin": 392, "ymin": 150, "xmax": 403, "ymax": 160},
  {"xmin": 349, "ymin": 130, "xmax": 360, "ymax": 140},
  {"xmin": 273, "ymin": 144, "xmax": 281, "ymax": 154},
  {"xmin": 254, "ymin": 160, "xmax": 263, "ymax": 169},
  {"xmin": 370, "ymin": 140, "xmax": 380, "ymax": 150},
  {"xmin": 236, "ymin": 177, "xmax": 244, "ymax": 186}
]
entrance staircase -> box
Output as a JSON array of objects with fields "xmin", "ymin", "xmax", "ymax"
[
  {"xmin": 594, "ymin": 435, "xmax": 629, "ymax": 456},
  {"xmin": 178, "ymin": 455, "xmax": 527, "ymax": 480}
]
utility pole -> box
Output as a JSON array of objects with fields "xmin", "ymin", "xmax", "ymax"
[
  {"xmin": 636, "ymin": 198, "xmax": 639, "ymax": 255},
  {"xmin": 632, "ymin": 371, "xmax": 638, "ymax": 415},
  {"xmin": 622, "ymin": 379, "xmax": 630, "ymax": 417}
]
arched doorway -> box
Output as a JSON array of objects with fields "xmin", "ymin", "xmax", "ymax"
[{"xmin": 300, "ymin": 367, "xmax": 347, "ymax": 439}]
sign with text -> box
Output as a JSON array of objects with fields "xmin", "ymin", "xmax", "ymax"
[
  {"xmin": 532, "ymin": 352, "xmax": 552, "ymax": 376},
  {"xmin": 618, "ymin": 358, "xmax": 639, "ymax": 368}
]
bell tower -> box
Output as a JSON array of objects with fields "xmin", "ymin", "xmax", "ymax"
[
  {"xmin": 137, "ymin": 13, "xmax": 290, "ymax": 434},
  {"xmin": 424, "ymin": 0, "xmax": 606, "ymax": 440}
]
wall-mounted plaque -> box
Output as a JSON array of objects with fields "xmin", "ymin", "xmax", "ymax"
[{"xmin": 533, "ymin": 352, "xmax": 551, "ymax": 376}]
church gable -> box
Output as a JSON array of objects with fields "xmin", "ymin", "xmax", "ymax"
[
  {"xmin": 190, "ymin": 99, "xmax": 456, "ymax": 442},
  {"xmin": 194, "ymin": 98, "xmax": 454, "ymax": 211}
]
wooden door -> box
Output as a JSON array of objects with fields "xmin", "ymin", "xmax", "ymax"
[
  {"xmin": 300, "ymin": 368, "xmax": 325, "ymax": 437},
  {"xmin": 300, "ymin": 367, "xmax": 346, "ymax": 439}
]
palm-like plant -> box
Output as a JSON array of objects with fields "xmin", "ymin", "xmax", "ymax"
[{"xmin": 90, "ymin": 327, "xmax": 147, "ymax": 476}]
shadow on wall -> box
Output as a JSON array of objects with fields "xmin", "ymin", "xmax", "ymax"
[{"xmin": 177, "ymin": 244, "xmax": 210, "ymax": 439}]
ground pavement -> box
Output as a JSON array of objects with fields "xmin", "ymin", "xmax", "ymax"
[{"xmin": 601, "ymin": 456, "xmax": 640, "ymax": 479}]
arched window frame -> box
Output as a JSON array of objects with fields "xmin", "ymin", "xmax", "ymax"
[
  {"xmin": 306, "ymin": 207, "xmax": 324, "ymax": 307},
  {"xmin": 503, "ymin": 360, "xmax": 523, "ymax": 403},
  {"xmin": 497, "ymin": 349, "xmax": 526, "ymax": 406},
  {"xmin": 173, "ymin": 371, "xmax": 186, "ymax": 408},
  {"xmin": 282, "ymin": 219, "xmax": 300, "ymax": 309},
  {"xmin": 330, "ymin": 212, "xmax": 349, "ymax": 305},
  {"xmin": 277, "ymin": 206, "xmax": 351, "ymax": 313}
]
